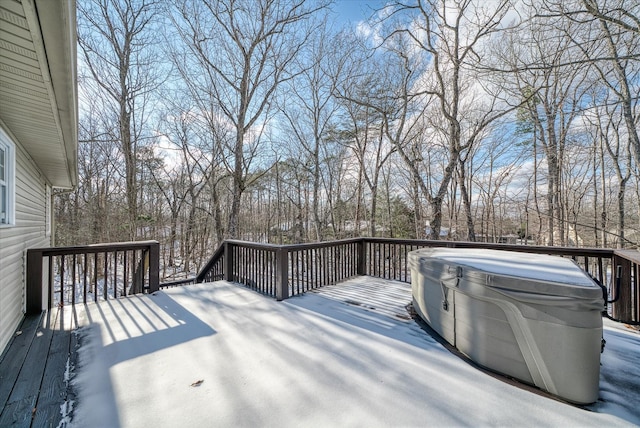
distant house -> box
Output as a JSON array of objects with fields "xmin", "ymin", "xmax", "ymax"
[
  {"xmin": 542, "ymin": 226, "xmax": 585, "ymax": 247},
  {"xmin": 425, "ymin": 221, "xmax": 455, "ymax": 239},
  {"xmin": 609, "ymin": 228, "xmax": 640, "ymax": 250},
  {"xmin": 0, "ymin": 0, "xmax": 78, "ymax": 354},
  {"xmin": 476, "ymin": 234, "xmax": 519, "ymax": 245}
]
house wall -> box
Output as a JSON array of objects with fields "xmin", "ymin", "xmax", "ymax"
[{"xmin": 0, "ymin": 130, "xmax": 50, "ymax": 355}]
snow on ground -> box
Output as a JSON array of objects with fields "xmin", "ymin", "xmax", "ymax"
[{"xmin": 70, "ymin": 280, "xmax": 640, "ymax": 427}]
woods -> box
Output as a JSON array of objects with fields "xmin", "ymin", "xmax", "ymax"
[{"xmin": 55, "ymin": 0, "xmax": 640, "ymax": 280}]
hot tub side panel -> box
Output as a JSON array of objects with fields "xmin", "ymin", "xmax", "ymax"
[
  {"xmin": 454, "ymin": 292, "xmax": 534, "ymax": 384},
  {"xmin": 516, "ymin": 314, "xmax": 602, "ymax": 404},
  {"xmin": 410, "ymin": 257, "xmax": 455, "ymax": 345},
  {"xmin": 411, "ymin": 269, "xmax": 456, "ymax": 346}
]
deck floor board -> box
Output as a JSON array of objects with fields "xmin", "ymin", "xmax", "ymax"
[
  {"xmin": 32, "ymin": 309, "xmax": 73, "ymax": 427},
  {"xmin": 0, "ymin": 314, "xmax": 42, "ymax": 411},
  {"xmin": 0, "ymin": 308, "xmax": 77, "ymax": 428}
]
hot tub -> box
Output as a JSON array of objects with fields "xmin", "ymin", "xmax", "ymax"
[{"xmin": 409, "ymin": 248, "xmax": 604, "ymax": 404}]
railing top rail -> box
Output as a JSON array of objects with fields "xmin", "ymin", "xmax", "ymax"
[
  {"xmin": 363, "ymin": 237, "xmax": 615, "ymax": 258},
  {"xmin": 27, "ymin": 240, "xmax": 159, "ymax": 256},
  {"xmin": 195, "ymin": 243, "xmax": 226, "ymax": 282},
  {"xmin": 225, "ymin": 238, "xmax": 363, "ymax": 252},
  {"xmin": 278, "ymin": 237, "xmax": 363, "ymax": 251},
  {"xmin": 212, "ymin": 237, "xmax": 616, "ymax": 259},
  {"xmin": 225, "ymin": 240, "xmax": 283, "ymax": 250},
  {"xmin": 161, "ymin": 278, "xmax": 196, "ymax": 288},
  {"xmin": 613, "ymin": 249, "xmax": 640, "ymax": 264}
]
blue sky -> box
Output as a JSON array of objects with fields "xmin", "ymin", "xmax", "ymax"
[{"xmin": 332, "ymin": 0, "xmax": 386, "ymax": 24}]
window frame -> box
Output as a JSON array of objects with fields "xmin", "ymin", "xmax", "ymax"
[{"xmin": 0, "ymin": 127, "xmax": 16, "ymax": 227}]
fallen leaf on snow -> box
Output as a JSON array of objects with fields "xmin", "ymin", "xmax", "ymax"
[{"xmin": 190, "ymin": 379, "xmax": 204, "ymax": 387}]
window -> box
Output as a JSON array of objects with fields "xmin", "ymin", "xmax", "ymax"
[{"xmin": 0, "ymin": 127, "xmax": 15, "ymax": 226}]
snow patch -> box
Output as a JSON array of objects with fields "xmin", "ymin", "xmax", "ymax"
[{"xmin": 69, "ymin": 325, "xmax": 121, "ymax": 428}]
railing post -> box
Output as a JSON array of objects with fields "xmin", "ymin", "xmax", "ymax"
[
  {"xmin": 276, "ymin": 247, "xmax": 289, "ymax": 301},
  {"xmin": 148, "ymin": 241, "xmax": 160, "ymax": 293},
  {"xmin": 612, "ymin": 253, "xmax": 632, "ymax": 321},
  {"xmin": 357, "ymin": 239, "xmax": 366, "ymax": 276},
  {"xmin": 224, "ymin": 241, "xmax": 233, "ymax": 282},
  {"xmin": 26, "ymin": 249, "xmax": 44, "ymax": 314},
  {"xmin": 132, "ymin": 251, "xmax": 144, "ymax": 295}
]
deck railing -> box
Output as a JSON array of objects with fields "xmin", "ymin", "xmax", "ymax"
[
  {"xmin": 161, "ymin": 239, "xmax": 363, "ymax": 300},
  {"xmin": 26, "ymin": 238, "xmax": 639, "ymax": 324},
  {"xmin": 192, "ymin": 238, "xmax": 638, "ymax": 324},
  {"xmin": 26, "ymin": 241, "xmax": 159, "ymax": 314}
]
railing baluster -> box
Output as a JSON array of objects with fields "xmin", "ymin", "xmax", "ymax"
[
  {"xmin": 252, "ymin": 247, "xmax": 256, "ymax": 289},
  {"xmin": 60, "ymin": 255, "xmax": 65, "ymax": 306},
  {"xmin": 584, "ymin": 256, "xmax": 589, "ymax": 275},
  {"xmin": 292, "ymin": 250, "xmax": 297, "ymax": 293},
  {"xmin": 247, "ymin": 247, "xmax": 251, "ymax": 288},
  {"xmin": 297, "ymin": 249, "xmax": 301, "ymax": 292},
  {"xmin": 94, "ymin": 252, "xmax": 98, "ymax": 302},
  {"xmin": 124, "ymin": 250, "xmax": 128, "ymax": 296},
  {"xmin": 260, "ymin": 248, "xmax": 265, "ymax": 292},
  {"xmin": 72, "ymin": 254, "xmax": 76, "ymax": 306},
  {"xmin": 114, "ymin": 251, "xmax": 118, "ymax": 299},
  {"xmin": 103, "ymin": 252, "xmax": 108, "ymax": 300},
  {"xmin": 256, "ymin": 248, "xmax": 260, "ymax": 291},
  {"xmin": 341, "ymin": 245, "xmax": 345, "ymax": 281},
  {"xmin": 83, "ymin": 254, "xmax": 88, "ymax": 303},
  {"xmin": 598, "ymin": 258, "xmax": 605, "ymax": 286},
  {"xmin": 320, "ymin": 247, "xmax": 324, "ymax": 287},
  {"xmin": 392, "ymin": 243, "xmax": 396, "ymax": 280},
  {"xmin": 305, "ymin": 249, "xmax": 309, "ymax": 292},
  {"xmin": 403, "ymin": 244, "xmax": 408, "ymax": 282},
  {"xmin": 239, "ymin": 246, "xmax": 243, "ymax": 284},
  {"xmin": 313, "ymin": 248, "xmax": 317, "ymax": 286},
  {"xmin": 48, "ymin": 255, "xmax": 53, "ymax": 310},
  {"xmin": 330, "ymin": 246, "xmax": 335, "ymax": 285},
  {"xmin": 258, "ymin": 249, "xmax": 262, "ymax": 292}
]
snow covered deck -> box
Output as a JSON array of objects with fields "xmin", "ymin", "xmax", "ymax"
[{"xmin": 3, "ymin": 277, "xmax": 640, "ymax": 427}]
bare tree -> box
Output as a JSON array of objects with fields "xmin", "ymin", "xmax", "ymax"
[
  {"xmin": 78, "ymin": 0, "xmax": 163, "ymax": 239},
  {"xmin": 551, "ymin": 0, "xmax": 640, "ymax": 178},
  {"xmin": 378, "ymin": 0, "xmax": 514, "ymax": 240},
  {"xmin": 503, "ymin": 8, "xmax": 593, "ymax": 245},
  {"xmin": 278, "ymin": 21, "xmax": 339, "ymax": 241},
  {"xmin": 586, "ymin": 94, "xmax": 634, "ymax": 248},
  {"xmin": 170, "ymin": 0, "xmax": 327, "ymax": 239}
]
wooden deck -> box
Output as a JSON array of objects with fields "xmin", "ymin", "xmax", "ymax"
[
  {"xmin": 2, "ymin": 277, "xmax": 638, "ymax": 426},
  {"xmin": 0, "ymin": 277, "xmax": 413, "ymax": 427},
  {"xmin": 0, "ymin": 307, "xmax": 80, "ymax": 427}
]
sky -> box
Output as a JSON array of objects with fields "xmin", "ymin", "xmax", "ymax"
[
  {"xmin": 332, "ymin": 0, "xmax": 387, "ymax": 24},
  {"xmin": 67, "ymin": 279, "xmax": 640, "ymax": 427}
]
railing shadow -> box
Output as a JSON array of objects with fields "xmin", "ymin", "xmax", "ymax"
[{"xmin": 72, "ymin": 292, "xmax": 216, "ymax": 427}]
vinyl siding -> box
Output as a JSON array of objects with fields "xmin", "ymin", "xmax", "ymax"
[{"xmin": 0, "ymin": 135, "xmax": 49, "ymax": 355}]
